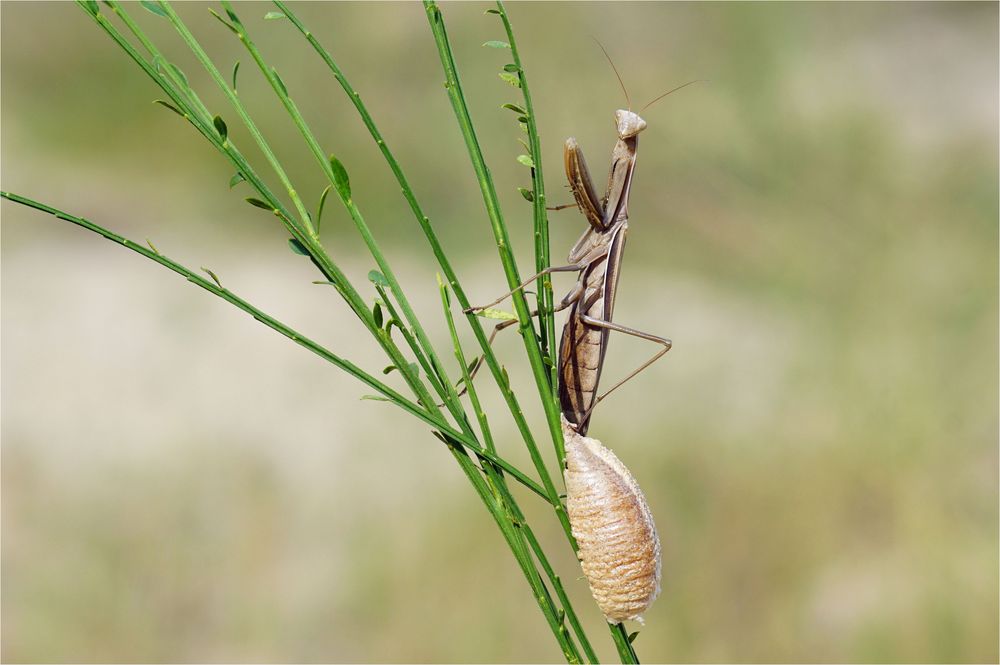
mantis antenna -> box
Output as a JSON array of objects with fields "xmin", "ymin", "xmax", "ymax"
[
  {"xmin": 641, "ymin": 79, "xmax": 705, "ymax": 112},
  {"xmin": 593, "ymin": 37, "xmax": 632, "ymax": 111}
]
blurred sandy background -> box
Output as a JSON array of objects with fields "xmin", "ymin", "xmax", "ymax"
[{"xmin": 2, "ymin": 2, "xmax": 997, "ymax": 662}]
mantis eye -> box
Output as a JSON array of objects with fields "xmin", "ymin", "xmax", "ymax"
[{"xmin": 562, "ymin": 417, "xmax": 661, "ymax": 624}]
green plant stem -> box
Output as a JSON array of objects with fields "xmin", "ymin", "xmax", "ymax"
[
  {"xmin": 611, "ymin": 625, "xmax": 640, "ymax": 663},
  {"xmin": 62, "ymin": 3, "xmax": 642, "ymax": 661},
  {"xmin": 76, "ymin": 6, "xmax": 578, "ymax": 659},
  {"xmin": 439, "ymin": 282, "xmax": 582, "ymax": 663},
  {"xmin": 423, "ymin": 0, "xmax": 571, "ymax": 538},
  {"xmin": 273, "ymin": 1, "xmax": 572, "ymax": 545},
  {"xmin": 218, "ymin": 2, "xmax": 473, "ymax": 438},
  {"xmin": 135, "ymin": 1, "xmax": 440, "ymax": 422},
  {"xmin": 0, "ymin": 191, "xmax": 548, "ymax": 502},
  {"xmin": 425, "ymin": 5, "xmax": 641, "ymax": 662},
  {"xmin": 494, "ymin": 1, "xmax": 560, "ymax": 431},
  {"xmin": 372, "ymin": 284, "xmax": 451, "ymax": 404},
  {"xmin": 440, "ymin": 281, "xmax": 596, "ymax": 663},
  {"xmin": 435, "ymin": 426, "xmax": 578, "ymax": 663},
  {"xmin": 159, "ymin": 4, "xmax": 315, "ymax": 239}
]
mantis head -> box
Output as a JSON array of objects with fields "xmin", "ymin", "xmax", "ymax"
[{"xmin": 615, "ymin": 109, "xmax": 647, "ymax": 139}]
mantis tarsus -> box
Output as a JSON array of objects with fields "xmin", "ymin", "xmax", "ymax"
[{"xmin": 465, "ymin": 71, "xmax": 697, "ymax": 436}]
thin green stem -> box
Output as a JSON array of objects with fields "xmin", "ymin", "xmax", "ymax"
[
  {"xmin": 611, "ymin": 624, "xmax": 640, "ymax": 664},
  {"xmin": 272, "ymin": 0, "xmax": 563, "ymax": 512},
  {"xmin": 436, "ymin": 429, "xmax": 577, "ymax": 663},
  {"xmin": 77, "ymin": 11, "xmax": 573, "ymax": 657},
  {"xmin": 157, "ymin": 3, "xmax": 314, "ymax": 238},
  {"xmin": 130, "ymin": 1, "xmax": 438, "ymax": 420},
  {"xmin": 0, "ymin": 191, "xmax": 547, "ymax": 501},
  {"xmin": 439, "ymin": 280, "xmax": 583, "ymax": 663},
  {"xmin": 219, "ymin": 1, "xmax": 472, "ymax": 438},
  {"xmin": 373, "ymin": 284, "xmax": 450, "ymax": 404},
  {"xmin": 423, "ymin": 0, "xmax": 571, "ymax": 539},
  {"xmin": 522, "ymin": 527, "xmax": 599, "ymax": 664},
  {"xmin": 54, "ymin": 20, "xmax": 564, "ymax": 658},
  {"xmin": 494, "ymin": 1, "xmax": 560, "ymax": 437},
  {"xmin": 438, "ymin": 279, "xmax": 497, "ymax": 456}
]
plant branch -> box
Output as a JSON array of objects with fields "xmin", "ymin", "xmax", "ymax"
[
  {"xmin": 423, "ymin": 0, "xmax": 571, "ymax": 541},
  {"xmin": 0, "ymin": 191, "xmax": 546, "ymax": 501},
  {"xmin": 493, "ymin": 1, "xmax": 560, "ymax": 435},
  {"xmin": 272, "ymin": 0, "xmax": 566, "ymax": 520}
]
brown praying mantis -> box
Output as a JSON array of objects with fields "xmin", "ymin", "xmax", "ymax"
[{"xmin": 464, "ymin": 55, "xmax": 697, "ymax": 437}]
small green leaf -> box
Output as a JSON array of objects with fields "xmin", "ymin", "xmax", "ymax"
[
  {"xmin": 503, "ymin": 63, "xmax": 519, "ymax": 73},
  {"xmin": 231, "ymin": 60, "xmax": 240, "ymax": 91},
  {"xmin": 329, "ymin": 155, "xmax": 351, "ymax": 200},
  {"xmin": 368, "ymin": 270, "xmax": 390, "ymax": 287},
  {"xmin": 213, "ymin": 115, "xmax": 228, "ymax": 141},
  {"xmin": 483, "ymin": 40, "xmax": 510, "ymax": 49},
  {"xmin": 263, "ymin": 11, "xmax": 286, "ymax": 19},
  {"xmin": 628, "ymin": 631, "xmax": 640, "ymax": 644},
  {"xmin": 224, "ymin": 5, "xmax": 239, "ymax": 23},
  {"xmin": 484, "ymin": 8, "xmax": 501, "ymax": 15},
  {"xmin": 475, "ymin": 308, "xmax": 517, "ymax": 321},
  {"xmin": 287, "ymin": 238, "xmax": 309, "ymax": 256},
  {"xmin": 152, "ymin": 99, "xmax": 184, "ymax": 117},
  {"xmin": 228, "ymin": 173, "xmax": 244, "ymax": 189},
  {"xmin": 516, "ymin": 154, "xmax": 535, "ymax": 168},
  {"xmin": 208, "ymin": 8, "xmax": 239, "ymax": 34},
  {"xmin": 501, "ymin": 103, "xmax": 526, "ymax": 114},
  {"xmin": 501, "ymin": 366, "xmax": 510, "ymax": 388},
  {"xmin": 518, "ymin": 187, "xmax": 534, "ymax": 202},
  {"xmin": 372, "ymin": 302, "xmax": 384, "ymax": 328},
  {"xmin": 517, "ymin": 115, "xmax": 529, "ymax": 124},
  {"xmin": 361, "ymin": 394, "xmax": 392, "ymax": 402},
  {"xmin": 202, "ymin": 267, "xmax": 223, "ymax": 288},
  {"xmin": 82, "ymin": 0, "xmax": 100, "ymax": 15},
  {"xmin": 440, "ymin": 284, "xmax": 452, "ymax": 308},
  {"xmin": 498, "ymin": 72, "xmax": 521, "ymax": 88},
  {"xmin": 272, "ymin": 68, "xmax": 288, "ymax": 96},
  {"xmin": 146, "ymin": 239, "xmax": 160, "ymax": 255},
  {"xmin": 245, "ymin": 197, "xmax": 274, "ymax": 211},
  {"xmin": 383, "ymin": 365, "xmax": 397, "ymax": 375},
  {"xmin": 165, "ymin": 62, "xmax": 188, "ymax": 88},
  {"xmin": 315, "ymin": 184, "xmax": 332, "ymax": 233},
  {"xmin": 140, "ymin": 0, "xmax": 167, "ymax": 17}
]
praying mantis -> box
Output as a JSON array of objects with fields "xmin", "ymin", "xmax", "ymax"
[{"xmin": 465, "ymin": 54, "xmax": 696, "ymax": 436}]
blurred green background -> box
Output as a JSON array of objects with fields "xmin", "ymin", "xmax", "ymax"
[{"xmin": 2, "ymin": 2, "xmax": 997, "ymax": 662}]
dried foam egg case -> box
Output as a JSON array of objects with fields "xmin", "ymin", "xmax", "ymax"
[{"xmin": 562, "ymin": 415, "xmax": 661, "ymax": 624}]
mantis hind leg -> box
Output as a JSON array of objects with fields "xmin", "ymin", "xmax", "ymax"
[{"xmin": 576, "ymin": 313, "xmax": 672, "ymax": 420}]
